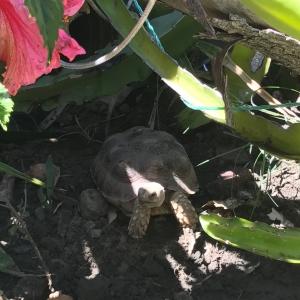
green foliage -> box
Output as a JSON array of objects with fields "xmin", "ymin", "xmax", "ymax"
[
  {"xmin": 196, "ymin": 41, "xmax": 270, "ymax": 103},
  {"xmin": 13, "ymin": 12, "xmax": 203, "ymax": 112},
  {"xmin": 225, "ymin": 44, "xmax": 271, "ymax": 101},
  {"xmin": 200, "ymin": 213, "xmax": 300, "ymax": 263},
  {"xmin": 0, "ymin": 83, "xmax": 14, "ymax": 131},
  {"xmin": 237, "ymin": 0, "xmax": 300, "ymax": 41},
  {"xmin": 24, "ymin": 0, "xmax": 64, "ymax": 63},
  {"xmin": 233, "ymin": 110, "xmax": 300, "ymax": 159},
  {"xmin": 96, "ymin": 0, "xmax": 226, "ymax": 124},
  {"xmin": 177, "ymin": 108, "xmax": 210, "ymax": 130},
  {"xmin": 0, "ymin": 246, "xmax": 25, "ymax": 276},
  {"xmin": 0, "ymin": 162, "xmax": 45, "ymax": 187}
]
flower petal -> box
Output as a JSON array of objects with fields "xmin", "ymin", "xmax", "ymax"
[
  {"xmin": 56, "ymin": 29, "xmax": 86, "ymax": 62},
  {"xmin": 63, "ymin": 0, "xmax": 85, "ymax": 16},
  {"xmin": 0, "ymin": 0, "xmax": 85, "ymax": 95}
]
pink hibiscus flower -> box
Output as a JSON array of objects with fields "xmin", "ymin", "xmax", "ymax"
[{"xmin": 0, "ymin": 0, "xmax": 86, "ymax": 95}]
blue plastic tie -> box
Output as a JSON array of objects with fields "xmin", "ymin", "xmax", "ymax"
[{"xmin": 129, "ymin": 0, "xmax": 164, "ymax": 51}]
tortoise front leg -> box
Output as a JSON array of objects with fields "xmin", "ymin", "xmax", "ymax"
[
  {"xmin": 128, "ymin": 182, "xmax": 165, "ymax": 238},
  {"xmin": 169, "ymin": 192, "xmax": 198, "ymax": 229},
  {"xmin": 128, "ymin": 200, "xmax": 151, "ymax": 238}
]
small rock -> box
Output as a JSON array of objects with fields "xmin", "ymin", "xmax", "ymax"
[
  {"xmin": 131, "ymin": 286, "xmax": 140, "ymax": 296},
  {"xmin": 89, "ymin": 229, "xmax": 102, "ymax": 239},
  {"xmin": 40, "ymin": 237, "xmax": 64, "ymax": 253},
  {"xmin": 34, "ymin": 206, "xmax": 45, "ymax": 220},
  {"xmin": 144, "ymin": 256, "xmax": 164, "ymax": 276},
  {"xmin": 84, "ymin": 221, "xmax": 96, "ymax": 230},
  {"xmin": 203, "ymin": 251, "xmax": 211, "ymax": 265},
  {"xmin": 76, "ymin": 275, "xmax": 111, "ymax": 300},
  {"xmin": 190, "ymin": 251, "xmax": 201, "ymax": 260},
  {"xmin": 174, "ymin": 291, "xmax": 193, "ymax": 300},
  {"xmin": 13, "ymin": 245, "xmax": 32, "ymax": 254},
  {"xmin": 22, "ymin": 146, "xmax": 34, "ymax": 157},
  {"xmin": 47, "ymin": 291, "xmax": 73, "ymax": 300},
  {"xmin": 198, "ymin": 264, "xmax": 207, "ymax": 274},
  {"xmin": 79, "ymin": 189, "xmax": 109, "ymax": 220},
  {"xmin": 119, "ymin": 103, "xmax": 130, "ymax": 113},
  {"xmin": 86, "ymin": 148, "xmax": 94, "ymax": 155},
  {"xmin": 13, "ymin": 277, "xmax": 47, "ymax": 300},
  {"xmin": 57, "ymin": 210, "xmax": 72, "ymax": 237},
  {"xmin": 119, "ymin": 234, "xmax": 127, "ymax": 244},
  {"xmin": 60, "ymin": 195, "xmax": 78, "ymax": 208},
  {"xmin": 116, "ymin": 261, "xmax": 129, "ymax": 275},
  {"xmin": 154, "ymin": 249, "xmax": 171, "ymax": 270},
  {"xmin": 195, "ymin": 133, "xmax": 204, "ymax": 141},
  {"xmin": 207, "ymin": 261, "xmax": 218, "ymax": 273}
]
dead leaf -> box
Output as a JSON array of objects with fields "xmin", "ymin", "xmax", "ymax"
[
  {"xmin": 202, "ymin": 198, "xmax": 243, "ymax": 210},
  {"xmin": 108, "ymin": 208, "xmax": 117, "ymax": 225},
  {"xmin": 267, "ymin": 208, "xmax": 294, "ymax": 227},
  {"xmin": 47, "ymin": 291, "xmax": 73, "ymax": 300},
  {"xmin": 27, "ymin": 163, "xmax": 60, "ymax": 185},
  {"xmin": 243, "ymin": 262, "xmax": 260, "ymax": 274}
]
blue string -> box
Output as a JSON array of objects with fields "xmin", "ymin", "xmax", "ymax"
[{"xmin": 129, "ymin": 0, "xmax": 164, "ymax": 50}]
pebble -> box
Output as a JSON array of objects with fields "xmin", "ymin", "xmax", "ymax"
[
  {"xmin": 13, "ymin": 277, "xmax": 47, "ymax": 300},
  {"xmin": 79, "ymin": 189, "xmax": 109, "ymax": 220},
  {"xmin": 13, "ymin": 245, "xmax": 32, "ymax": 254},
  {"xmin": 40, "ymin": 237, "xmax": 64, "ymax": 253},
  {"xmin": 89, "ymin": 229, "xmax": 102, "ymax": 239},
  {"xmin": 190, "ymin": 251, "xmax": 201, "ymax": 260},
  {"xmin": 119, "ymin": 103, "xmax": 130, "ymax": 113},
  {"xmin": 116, "ymin": 261, "xmax": 129, "ymax": 275},
  {"xmin": 198, "ymin": 264, "xmax": 207, "ymax": 274},
  {"xmin": 84, "ymin": 221, "xmax": 96, "ymax": 230},
  {"xmin": 59, "ymin": 195, "xmax": 78, "ymax": 208},
  {"xmin": 195, "ymin": 133, "xmax": 204, "ymax": 141},
  {"xmin": 154, "ymin": 249, "xmax": 171, "ymax": 270},
  {"xmin": 34, "ymin": 206, "xmax": 45, "ymax": 220},
  {"xmin": 174, "ymin": 291, "xmax": 193, "ymax": 300},
  {"xmin": 76, "ymin": 275, "xmax": 110, "ymax": 300},
  {"xmin": 144, "ymin": 256, "xmax": 164, "ymax": 276},
  {"xmin": 207, "ymin": 261, "xmax": 219, "ymax": 273},
  {"xmin": 203, "ymin": 251, "xmax": 211, "ymax": 264}
]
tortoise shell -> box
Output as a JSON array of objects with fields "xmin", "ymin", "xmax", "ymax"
[{"xmin": 92, "ymin": 127, "xmax": 198, "ymax": 209}]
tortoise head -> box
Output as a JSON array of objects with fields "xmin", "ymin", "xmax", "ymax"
[{"xmin": 137, "ymin": 182, "xmax": 165, "ymax": 208}]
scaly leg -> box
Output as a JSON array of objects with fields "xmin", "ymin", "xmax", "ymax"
[
  {"xmin": 128, "ymin": 200, "xmax": 151, "ymax": 238},
  {"xmin": 169, "ymin": 192, "xmax": 198, "ymax": 229}
]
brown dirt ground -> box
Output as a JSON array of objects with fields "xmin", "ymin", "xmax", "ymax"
[{"xmin": 1, "ymin": 96, "xmax": 300, "ymax": 300}]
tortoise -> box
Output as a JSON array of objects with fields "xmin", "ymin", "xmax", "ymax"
[{"xmin": 91, "ymin": 126, "xmax": 199, "ymax": 237}]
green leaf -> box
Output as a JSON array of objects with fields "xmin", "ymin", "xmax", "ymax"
[
  {"xmin": 237, "ymin": 0, "xmax": 300, "ymax": 41},
  {"xmin": 177, "ymin": 107, "xmax": 211, "ymax": 130},
  {"xmin": 46, "ymin": 154, "xmax": 54, "ymax": 199},
  {"xmin": 24, "ymin": 0, "xmax": 64, "ymax": 63},
  {"xmin": 0, "ymin": 162, "xmax": 45, "ymax": 187},
  {"xmin": 200, "ymin": 213, "xmax": 300, "ymax": 263},
  {"xmin": 225, "ymin": 44, "xmax": 271, "ymax": 101},
  {"xmin": 0, "ymin": 246, "xmax": 25, "ymax": 276},
  {"xmin": 13, "ymin": 12, "xmax": 203, "ymax": 112},
  {"xmin": 0, "ymin": 83, "xmax": 14, "ymax": 131},
  {"xmin": 96, "ymin": 0, "xmax": 226, "ymax": 124},
  {"xmin": 233, "ymin": 110, "xmax": 300, "ymax": 160}
]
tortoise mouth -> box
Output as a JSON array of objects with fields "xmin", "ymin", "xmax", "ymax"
[{"xmin": 137, "ymin": 183, "xmax": 165, "ymax": 208}]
